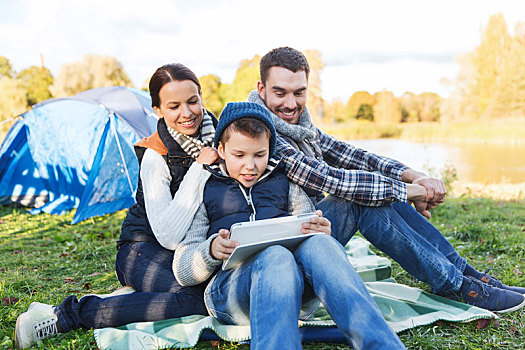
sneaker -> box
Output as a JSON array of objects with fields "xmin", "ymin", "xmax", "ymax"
[
  {"xmin": 442, "ymin": 275, "xmax": 525, "ymax": 313},
  {"xmin": 477, "ymin": 269, "xmax": 525, "ymax": 295},
  {"xmin": 15, "ymin": 302, "xmax": 59, "ymax": 349}
]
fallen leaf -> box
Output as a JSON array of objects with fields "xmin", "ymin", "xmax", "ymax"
[
  {"xmin": 83, "ymin": 283, "xmax": 92, "ymax": 290},
  {"xmin": 433, "ymin": 320, "xmax": 443, "ymax": 327},
  {"xmin": 12, "ymin": 250, "xmax": 25, "ymax": 254},
  {"xmin": 512, "ymin": 268, "xmax": 523, "ymax": 276},
  {"xmin": 59, "ymin": 253, "xmax": 69, "ymax": 258},
  {"xmin": 89, "ymin": 272, "xmax": 101, "ymax": 277},
  {"xmin": 476, "ymin": 318, "xmax": 492, "ymax": 329},
  {"xmin": 2, "ymin": 297, "xmax": 19, "ymax": 305},
  {"xmin": 493, "ymin": 320, "xmax": 500, "ymax": 328}
]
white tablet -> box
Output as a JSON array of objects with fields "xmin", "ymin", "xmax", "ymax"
[{"xmin": 222, "ymin": 213, "xmax": 323, "ymax": 270}]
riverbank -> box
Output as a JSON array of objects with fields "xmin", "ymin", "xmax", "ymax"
[{"xmin": 319, "ymin": 120, "xmax": 525, "ymax": 144}]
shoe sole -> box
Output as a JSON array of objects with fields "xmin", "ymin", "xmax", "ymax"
[
  {"xmin": 494, "ymin": 296, "xmax": 525, "ymax": 314},
  {"xmin": 15, "ymin": 311, "xmax": 30, "ymax": 349}
]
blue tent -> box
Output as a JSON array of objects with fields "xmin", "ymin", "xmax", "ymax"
[{"xmin": 0, "ymin": 86, "xmax": 157, "ymax": 224}]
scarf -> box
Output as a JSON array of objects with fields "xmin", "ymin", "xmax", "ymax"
[
  {"xmin": 247, "ymin": 90, "xmax": 322, "ymax": 158},
  {"xmin": 167, "ymin": 109, "xmax": 215, "ymax": 160}
]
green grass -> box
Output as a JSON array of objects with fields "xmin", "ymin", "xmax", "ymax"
[{"xmin": 1, "ymin": 197, "xmax": 524, "ymax": 349}]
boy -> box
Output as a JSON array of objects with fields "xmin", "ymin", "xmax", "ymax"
[{"xmin": 173, "ymin": 102, "xmax": 406, "ymax": 349}]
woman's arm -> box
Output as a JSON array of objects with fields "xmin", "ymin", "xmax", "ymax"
[{"xmin": 141, "ymin": 149, "xmax": 211, "ymax": 250}]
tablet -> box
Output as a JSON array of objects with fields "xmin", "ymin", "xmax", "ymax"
[{"xmin": 222, "ymin": 213, "xmax": 323, "ymax": 270}]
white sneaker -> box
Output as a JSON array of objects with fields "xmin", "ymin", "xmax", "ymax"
[{"xmin": 15, "ymin": 302, "xmax": 59, "ymax": 349}]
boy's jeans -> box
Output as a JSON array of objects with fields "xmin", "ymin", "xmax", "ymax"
[
  {"xmin": 317, "ymin": 196, "xmax": 466, "ymax": 294},
  {"xmin": 205, "ymin": 235, "xmax": 406, "ymax": 350}
]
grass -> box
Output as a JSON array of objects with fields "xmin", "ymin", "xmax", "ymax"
[
  {"xmin": 319, "ymin": 120, "xmax": 525, "ymax": 143},
  {"xmin": 1, "ymin": 197, "xmax": 524, "ymax": 349}
]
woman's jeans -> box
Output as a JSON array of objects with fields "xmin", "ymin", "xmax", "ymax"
[
  {"xmin": 205, "ymin": 235, "xmax": 406, "ymax": 350},
  {"xmin": 54, "ymin": 241, "xmax": 207, "ymax": 332},
  {"xmin": 317, "ymin": 197, "xmax": 466, "ymax": 294}
]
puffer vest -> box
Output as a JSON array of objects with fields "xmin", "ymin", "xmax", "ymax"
[
  {"xmin": 203, "ymin": 162, "xmax": 289, "ymax": 238},
  {"xmin": 117, "ymin": 115, "xmax": 217, "ymax": 247}
]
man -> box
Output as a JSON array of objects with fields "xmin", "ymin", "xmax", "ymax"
[{"xmin": 246, "ymin": 46, "xmax": 525, "ymax": 313}]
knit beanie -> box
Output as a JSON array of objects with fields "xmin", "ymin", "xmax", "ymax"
[{"xmin": 214, "ymin": 102, "xmax": 277, "ymax": 156}]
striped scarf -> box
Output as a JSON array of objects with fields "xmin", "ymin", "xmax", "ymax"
[{"xmin": 167, "ymin": 109, "xmax": 215, "ymax": 159}]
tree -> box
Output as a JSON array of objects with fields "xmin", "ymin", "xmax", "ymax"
[
  {"xmin": 347, "ymin": 91, "xmax": 375, "ymax": 120},
  {"xmin": 0, "ymin": 56, "xmax": 13, "ymax": 78},
  {"xmin": 418, "ymin": 92, "xmax": 442, "ymax": 122},
  {"xmin": 221, "ymin": 55, "xmax": 261, "ymax": 103},
  {"xmin": 356, "ymin": 104, "xmax": 374, "ymax": 121},
  {"xmin": 52, "ymin": 55, "xmax": 132, "ymax": 97},
  {"xmin": 0, "ymin": 77, "xmax": 28, "ymax": 135},
  {"xmin": 200, "ymin": 74, "xmax": 225, "ymax": 117},
  {"xmin": 17, "ymin": 66, "xmax": 54, "ymax": 106},
  {"xmin": 373, "ymin": 91, "xmax": 402, "ymax": 124},
  {"xmin": 304, "ymin": 50, "xmax": 325, "ymax": 123},
  {"xmin": 322, "ymin": 98, "xmax": 346, "ymax": 124}
]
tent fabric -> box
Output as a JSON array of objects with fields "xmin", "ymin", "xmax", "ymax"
[
  {"xmin": 0, "ymin": 87, "xmax": 157, "ymax": 224},
  {"xmin": 94, "ymin": 237, "xmax": 495, "ymax": 350}
]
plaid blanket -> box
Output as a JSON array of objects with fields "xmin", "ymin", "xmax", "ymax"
[{"xmin": 94, "ymin": 237, "xmax": 495, "ymax": 349}]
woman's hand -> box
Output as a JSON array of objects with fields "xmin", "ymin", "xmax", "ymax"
[
  {"xmin": 210, "ymin": 229, "xmax": 239, "ymax": 260},
  {"xmin": 196, "ymin": 147, "xmax": 220, "ymax": 165},
  {"xmin": 301, "ymin": 210, "xmax": 331, "ymax": 236}
]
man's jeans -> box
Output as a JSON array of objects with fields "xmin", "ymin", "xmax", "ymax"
[
  {"xmin": 317, "ymin": 196, "xmax": 466, "ymax": 294},
  {"xmin": 55, "ymin": 241, "xmax": 207, "ymax": 332},
  {"xmin": 205, "ymin": 234, "xmax": 406, "ymax": 350}
]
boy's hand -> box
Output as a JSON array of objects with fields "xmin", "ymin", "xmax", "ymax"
[
  {"xmin": 301, "ymin": 210, "xmax": 331, "ymax": 236},
  {"xmin": 197, "ymin": 147, "xmax": 220, "ymax": 165},
  {"xmin": 210, "ymin": 229, "xmax": 239, "ymax": 260}
]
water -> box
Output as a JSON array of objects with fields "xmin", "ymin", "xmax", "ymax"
[{"xmin": 348, "ymin": 139, "xmax": 525, "ymax": 184}]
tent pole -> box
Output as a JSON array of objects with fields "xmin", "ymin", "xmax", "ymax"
[{"xmin": 110, "ymin": 115, "xmax": 135, "ymax": 196}]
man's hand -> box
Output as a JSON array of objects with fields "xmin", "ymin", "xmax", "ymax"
[
  {"xmin": 210, "ymin": 229, "xmax": 238, "ymax": 260},
  {"xmin": 402, "ymin": 168, "xmax": 447, "ymax": 208},
  {"xmin": 301, "ymin": 210, "xmax": 331, "ymax": 235},
  {"xmin": 406, "ymin": 184, "xmax": 432, "ymax": 219},
  {"xmin": 196, "ymin": 147, "xmax": 220, "ymax": 165}
]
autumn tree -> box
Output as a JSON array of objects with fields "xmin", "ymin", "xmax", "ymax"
[
  {"xmin": 200, "ymin": 74, "xmax": 225, "ymax": 117},
  {"xmin": 304, "ymin": 49, "xmax": 324, "ymax": 123},
  {"xmin": 220, "ymin": 55, "xmax": 261, "ymax": 104},
  {"xmin": 347, "ymin": 91, "xmax": 375, "ymax": 120},
  {"xmin": 418, "ymin": 93, "xmax": 442, "ymax": 122},
  {"xmin": 0, "ymin": 77, "xmax": 28, "ymax": 135},
  {"xmin": 17, "ymin": 66, "xmax": 54, "ymax": 106},
  {"xmin": 0, "ymin": 56, "xmax": 14, "ymax": 78},
  {"xmin": 322, "ymin": 99, "xmax": 346, "ymax": 124},
  {"xmin": 52, "ymin": 55, "xmax": 132, "ymax": 97},
  {"xmin": 373, "ymin": 91, "xmax": 402, "ymax": 124}
]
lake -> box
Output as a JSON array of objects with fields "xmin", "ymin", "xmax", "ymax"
[{"xmin": 348, "ymin": 139, "xmax": 525, "ymax": 185}]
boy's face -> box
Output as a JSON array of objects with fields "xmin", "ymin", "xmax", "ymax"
[{"xmin": 218, "ymin": 131, "xmax": 270, "ymax": 188}]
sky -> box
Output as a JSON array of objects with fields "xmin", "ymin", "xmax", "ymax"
[{"xmin": 1, "ymin": 0, "xmax": 525, "ymax": 101}]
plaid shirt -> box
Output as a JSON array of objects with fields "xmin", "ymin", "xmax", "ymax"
[{"xmin": 275, "ymin": 128, "xmax": 409, "ymax": 206}]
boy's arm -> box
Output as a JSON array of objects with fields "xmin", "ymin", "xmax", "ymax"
[
  {"xmin": 172, "ymin": 203, "xmax": 222, "ymax": 286},
  {"xmin": 142, "ymin": 149, "xmax": 211, "ymax": 250},
  {"xmin": 288, "ymin": 182, "xmax": 316, "ymax": 215},
  {"xmin": 275, "ymin": 135, "xmax": 407, "ymax": 206}
]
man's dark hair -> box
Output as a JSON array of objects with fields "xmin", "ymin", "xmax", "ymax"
[
  {"xmin": 259, "ymin": 47, "xmax": 310, "ymax": 84},
  {"xmin": 149, "ymin": 63, "xmax": 201, "ymax": 108},
  {"xmin": 220, "ymin": 118, "xmax": 271, "ymax": 146}
]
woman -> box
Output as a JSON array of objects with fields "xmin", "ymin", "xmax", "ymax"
[{"xmin": 15, "ymin": 63, "xmax": 222, "ymax": 349}]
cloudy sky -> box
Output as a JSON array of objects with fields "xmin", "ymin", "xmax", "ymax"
[{"xmin": 1, "ymin": 0, "xmax": 524, "ymax": 101}]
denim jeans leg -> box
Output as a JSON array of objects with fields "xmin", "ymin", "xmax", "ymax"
[
  {"xmin": 317, "ymin": 196, "xmax": 462, "ymax": 294},
  {"xmin": 391, "ymin": 202, "xmax": 466, "ymax": 271},
  {"xmin": 205, "ymin": 246, "xmax": 304, "ymax": 350},
  {"xmin": 115, "ymin": 241, "xmax": 188, "ymax": 292},
  {"xmin": 293, "ymin": 235, "xmax": 406, "ymax": 350},
  {"xmin": 55, "ymin": 288, "xmax": 208, "ymax": 332}
]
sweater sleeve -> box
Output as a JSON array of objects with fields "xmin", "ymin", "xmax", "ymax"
[
  {"xmin": 141, "ymin": 149, "xmax": 211, "ymax": 250},
  {"xmin": 172, "ymin": 202, "xmax": 222, "ymax": 286},
  {"xmin": 288, "ymin": 182, "xmax": 316, "ymax": 215}
]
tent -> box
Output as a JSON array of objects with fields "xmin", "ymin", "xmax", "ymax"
[{"xmin": 0, "ymin": 86, "xmax": 158, "ymax": 224}]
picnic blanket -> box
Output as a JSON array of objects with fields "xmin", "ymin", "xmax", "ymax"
[{"xmin": 94, "ymin": 237, "xmax": 495, "ymax": 349}]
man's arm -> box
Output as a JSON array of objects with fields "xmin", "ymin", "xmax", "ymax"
[
  {"xmin": 275, "ymin": 135, "xmax": 408, "ymax": 206},
  {"xmin": 318, "ymin": 130, "xmax": 408, "ymax": 180}
]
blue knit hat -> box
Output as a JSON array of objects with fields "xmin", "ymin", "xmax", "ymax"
[{"xmin": 214, "ymin": 102, "xmax": 276, "ymax": 156}]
